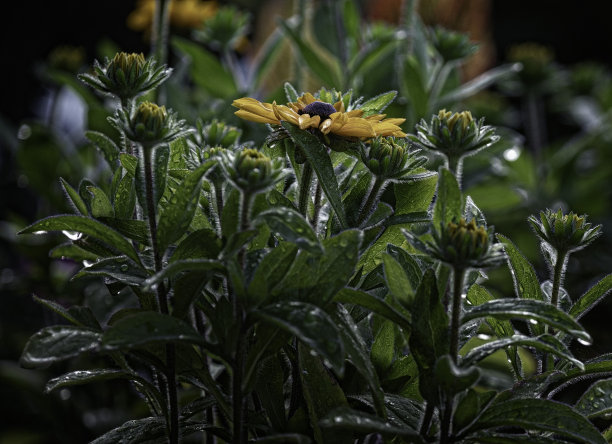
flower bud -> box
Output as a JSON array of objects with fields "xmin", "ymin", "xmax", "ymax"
[
  {"xmin": 79, "ymin": 52, "xmax": 171, "ymax": 102},
  {"xmin": 528, "ymin": 209, "xmax": 602, "ymax": 254},
  {"xmin": 430, "ymin": 26, "xmax": 477, "ymax": 62},
  {"xmin": 361, "ymin": 137, "xmax": 426, "ymax": 180},
  {"xmin": 220, "ymin": 148, "xmax": 285, "ymax": 193}
]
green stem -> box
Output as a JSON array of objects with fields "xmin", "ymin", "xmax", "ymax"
[
  {"xmin": 449, "ymin": 267, "xmax": 466, "ymax": 363},
  {"xmin": 544, "ymin": 250, "xmax": 568, "ymax": 371},
  {"xmin": 419, "ymin": 402, "xmax": 434, "ymax": 437},
  {"xmin": 142, "ymin": 144, "xmax": 179, "ymax": 444},
  {"xmin": 151, "ymin": 0, "xmax": 170, "ymax": 103},
  {"xmin": 293, "ymin": 0, "xmax": 307, "ymax": 91},
  {"xmin": 446, "ymin": 156, "xmax": 463, "ymax": 189},
  {"xmin": 298, "ymin": 162, "xmax": 313, "ymax": 218},
  {"xmin": 311, "ymin": 180, "xmax": 322, "ymax": 231},
  {"xmin": 232, "ymin": 314, "xmax": 247, "ymax": 444},
  {"xmin": 357, "ymin": 176, "xmax": 385, "ymax": 227}
]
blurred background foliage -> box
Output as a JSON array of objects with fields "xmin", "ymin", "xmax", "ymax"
[{"xmin": 3, "ymin": 0, "xmax": 612, "ymax": 442}]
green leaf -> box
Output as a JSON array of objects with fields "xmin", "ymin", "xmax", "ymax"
[
  {"xmin": 333, "ymin": 288, "xmax": 411, "ymax": 333},
  {"xmin": 453, "ymin": 389, "xmax": 496, "ymax": 433},
  {"xmin": 20, "ymin": 215, "xmax": 142, "ymax": 266},
  {"xmin": 371, "ymin": 316, "xmax": 396, "ymax": 373},
  {"xmin": 74, "ymin": 256, "xmax": 148, "ymax": 285},
  {"xmin": 120, "ymin": 153, "xmax": 138, "ymax": 177},
  {"xmin": 20, "ymin": 326, "xmax": 102, "ymax": 368},
  {"xmin": 252, "ymin": 27, "xmax": 285, "ymax": 90},
  {"xmin": 468, "ymin": 398, "xmax": 606, "ymax": 444},
  {"xmin": 98, "ymin": 217, "xmax": 149, "ymax": 245},
  {"xmin": 497, "ymin": 234, "xmax": 545, "ymax": 301},
  {"xmin": 409, "ymin": 268, "xmax": 448, "ymax": 403},
  {"xmin": 86, "ymin": 186, "xmax": 115, "ymax": 218},
  {"xmin": 172, "ymin": 37, "xmax": 237, "ymax": 98},
  {"xmin": 382, "ymin": 253, "xmax": 414, "ymax": 306},
  {"xmin": 569, "ymin": 273, "xmax": 612, "ymax": 320},
  {"xmin": 255, "ymin": 207, "xmax": 322, "ymax": 255},
  {"xmin": 284, "ymin": 81, "xmax": 299, "ymax": 103},
  {"xmin": 435, "ymin": 354, "xmax": 480, "ymax": 395},
  {"xmin": 253, "ymin": 355, "xmax": 288, "ymax": 432},
  {"xmin": 170, "ymin": 228, "xmax": 222, "ymax": 262},
  {"xmin": 359, "ymin": 91, "xmax": 398, "ymax": 116},
  {"xmin": 60, "ymin": 178, "xmax": 88, "ymax": 215},
  {"xmin": 254, "ymin": 301, "xmax": 344, "ymax": 375},
  {"xmin": 50, "ymin": 242, "xmax": 100, "ymax": 262},
  {"xmin": 575, "ymin": 378, "xmax": 612, "ymax": 419},
  {"xmin": 402, "ymin": 55, "xmax": 429, "ymax": 118},
  {"xmin": 319, "ymin": 407, "xmax": 424, "ymax": 441},
  {"xmin": 279, "ymin": 20, "xmax": 342, "ymax": 88},
  {"xmin": 394, "ymin": 173, "xmax": 438, "ymax": 215},
  {"xmin": 463, "ymin": 299, "xmax": 591, "ymax": 344},
  {"xmin": 333, "ymin": 304, "xmax": 385, "ymax": 416},
  {"xmin": 113, "ymin": 174, "xmax": 136, "ymax": 219},
  {"xmin": 461, "ymin": 334, "xmax": 583, "ymax": 370},
  {"xmin": 282, "ymin": 122, "xmax": 348, "ymax": 229},
  {"xmin": 85, "ymin": 130, "xmax": 120, "ymax": 171},
  {"xmin": 45, "ymin": 369, "xmax": 134, "ymax": 393},
  {"xmin": 433, "ymin": 167, "xmax": 463, "ymax": 227},
  {"xmin": 32, "ymin": 295, "xmax": 100, "ymax": 329},
  {"xmin": 248, "ymin": 243, "xmax": 299, "ymax": 305},
  {"xmin": 436, "ymin": 63, "xmax": 522, "ymax": 107},
  {"xmin": 298, "ymin": 341, "xmax": 350, "ymax": 444},
  {"xmin": 157, "ymin": 161, "xmax": 214, "ymax": 252},
  {"xmin": 101, "ymin": 311, "xmax": 204, "ymax": 351},
  {"xmin": 142, "ymin": 259, "xmax": 224, "ymax": 291},
  {"xmin": 168, "ymin": 137, "xmax": 188, "ymax": 170},
  {"xmin": 90, "ymin": 417, "xmax": 166, "ymax": 444}
]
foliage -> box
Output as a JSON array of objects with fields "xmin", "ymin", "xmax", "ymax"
[{"xmin": 8, "ymin": 0, "xmax": 612, "ymax": 443}]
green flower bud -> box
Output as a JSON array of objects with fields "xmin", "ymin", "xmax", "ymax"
[
  {"xmin": 406, "ymin": 218, "xmax": 505, "ymax": 270},
  {"xmin": 220, "ymin": 148, "xmax": 285, "ymax": 193},
  {"xmin": 430, "ymin": 26, "xmax": 478, "ymax": 62},
  {"xmin": 194, "ymin": 119, "xmax": 242, "ymax": 149},
  {"xmin": 507, "ymin": 43, "xmax": 555, "ymax": 87},
  {"xmin": 47, "ymin": 45, "xmax": 85, "ymax": 72},
  {"xmin": 361, "ymin": 137, "xmax": 427, "ymax": 180},
  {"xmin": 193, "ymin": 5, "xmax": 250, "ymax": 51},
  {"xmin": 110, "ymin": 101, "xmax": 191, "ymax": 148},
  {"xmin": 79, "ymin": 52, "xmax": 171, "ymax": 102},
  {"xmin": 528, "ymin": 209, "xmax": 602, "ymax": 254},
  {"xmin": 409, "ymin": 109, "xmax": 498, "ymax": 162}
]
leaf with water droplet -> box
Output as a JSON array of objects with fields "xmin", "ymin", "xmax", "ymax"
[
  {"xmin": 20, "ymin": 326, "xmax": 102, "ymax": 368},
  {"xmin": 255, "ymin": 207, "xmax": 322, "ymax": 255},
  {"xmin": 254, "ymin": 301, "xmax": 344, "ymax": 375},
  {"xmin": 18, "ymin": 215, "xmax": 142, "ymax": 266},
  {"xmin": 73, "ymin": 255, "xmax": 148, "ymax": 286}
]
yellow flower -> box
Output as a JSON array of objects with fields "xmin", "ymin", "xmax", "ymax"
[
  {"xmin": 127, "ymin": 0, "xmax": 217, "ymax": 32},
  {"xmin": 232, "ymin": 93, "xmax": 406, "ymax": 139}
]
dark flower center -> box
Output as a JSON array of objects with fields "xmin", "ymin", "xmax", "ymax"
[{"xmin": 299, "ymin": 101, "xmax": 337, "ymax": 120}]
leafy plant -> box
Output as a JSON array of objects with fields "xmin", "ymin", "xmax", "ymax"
[{"xmin": 14, "ymin": 1, "xmax": 612, "ymax": 443}]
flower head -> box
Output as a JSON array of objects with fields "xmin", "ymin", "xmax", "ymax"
[
  {"xmin": 232, "ymin": 92, "xmax": 406, "ymax": 145},
  {"xmin": 220, "ymin": 148, "xmax": 285, "ymax": 193},
  {"xmin": 79, "ymin": 52, "xmax": 171, "ymax": 102},
  {"xmin": 507, "ymin": 43, "xmax": 555, "ymax": 88},
  {"xmin": 409, "ymin": 109, "xmax": 498, "ymax": 161},
  {"xmin": 193, "ymin": 4, "xmax": 250, "ymax": 51},
  {"xmin": 127, "ymin": 0, "xmax": 217, "ymax": 33},
  {"xmin": 528, "ymin": 209, "xmax": 602, "ymax": 254},
  {"xmin": 405, "ymin": 218, "xmax": 505, "ymax": 269},
  {"xmin": 111, "ymin": 101, "xmax": 191, "ymax": 147}
]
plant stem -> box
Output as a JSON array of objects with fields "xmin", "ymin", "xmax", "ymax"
[
  {"xmin": 449, "ymin": 267, "xmax": 466, "ymax": 363},
  {"xmin": 447, "ymin": 155, "xmax": 463, "ymax": 189},
  {"xmin": 240, "ymin": 191, "xmax": 253, "ymax": 233},
  {"xmin": 298, "ymin": 162, "xmax": 313, "ymax": 218},
  {"xmin": 151, "ymin": 0, "xmax": 170, "ymax": 103},
  {"xmin": 142, "ymin": 144, "xmax": 179, "ymax": 444},
  {"xmin": 311, "ymin": 180, "xmax": 323, "ymax": 231},
  {"xmin": 357, "ymin": 176, "xmax": 385, "ymax": 227},
  {"xmin": 544, "ymin": 250, "xmax": 568, "ymax": 371},
  {"xmin": 232, "ymin": 313, "xmax": 246, "ymax": 444},
  {"xmin": 419, "ymin": 402, "xmax": 434, "ymax": 436}
]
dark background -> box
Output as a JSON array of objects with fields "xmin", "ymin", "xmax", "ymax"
[{"xmin": 3, "ymin": 1, "xmax": 612, "ymax": 128}]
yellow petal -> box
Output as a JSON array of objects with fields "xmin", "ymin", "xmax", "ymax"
[
  {"xmin": 298, "ymin": 114, "xmax": 321, "ymax": 130},
  {"xmin": 382, "ymin": 118, "xmax": 406, "ymax": 126},
  {"xmin": 333, "ymin": 100, "xmax": 345, "ymax": 113},
  {"xmin": 234, "ymin": 110, "xmax": 278, "ymax": 124},
  {"xmin": 232, "ymin": 98, "xmax": 277, "ymax": 122},
  {"xmin": 272, "ymin": 103, "xmax": 300, "ymax": 125},
  {"xmin": 346, "ymin": 109, "xmax": 364, "ymax": 117},
  {"xmin": 333, "ymin": 118, "xmax": 376, "ymax": 138},
  {"xmin": 372, "ymin": 121, "xmax": 406, "ymax": 137}
]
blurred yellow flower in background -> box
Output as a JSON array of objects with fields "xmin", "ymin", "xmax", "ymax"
[
  {"xmin": 127, "ymin": 0, "xmax": 217, "ymax": 32},
  {"xmin": 233, "ymin": 93, "xmax": 406, "ymax": 139}
]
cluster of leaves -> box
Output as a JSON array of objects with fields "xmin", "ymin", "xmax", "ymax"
[{"xmin": 11, "ymin": 1, "xmax": 612, "ymax": 443}]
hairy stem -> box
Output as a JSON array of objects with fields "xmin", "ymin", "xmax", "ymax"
[
  {"xmin": 449, "ymin": 267, "xmax": 466, "ymax": 363},
  {"xmin": 446, "ymin": 155, "xmax": 464, "ymax": 189},
  {"xmin": 151, "ymin": 0, "xmax": 170, "ymax": 103},
  {"xmin": 298, "ymin": 162, "xmax": 313, "ymax": 218},
  {"xmin": 544, "ymin": 250, "xmax": 568, "ymax": 371},
  {"xmin": 142, "ymin": 144, "xmax": 179, "ymax": 444},
  {"xmin": 357, "ymin": 176, "xmax": 385, "ymax": 227},
  {"xmin": 311, "ymin": 180, "xmax": 323, "ymax": 230}
]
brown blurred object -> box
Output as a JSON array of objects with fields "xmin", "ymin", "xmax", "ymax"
[{"xmin": 366, "ymin": 0, "xmax": 495, "ymax": 80}]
